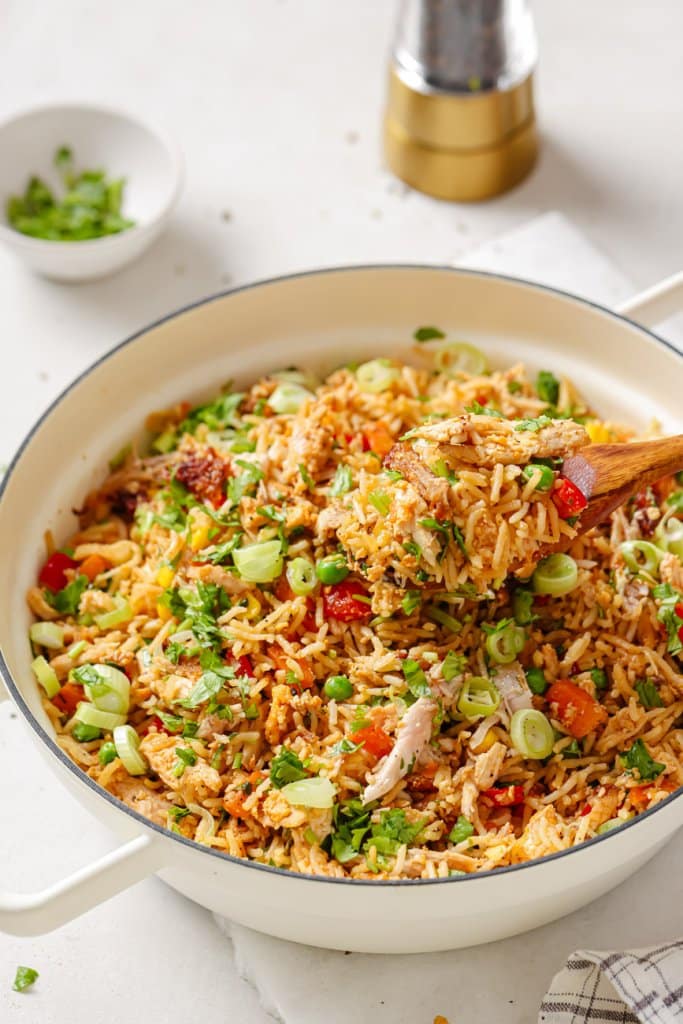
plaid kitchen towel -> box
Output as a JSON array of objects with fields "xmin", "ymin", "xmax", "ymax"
[{"xmin": 539, "ymin": 942, "xmax": 683, "ymax": 1023}]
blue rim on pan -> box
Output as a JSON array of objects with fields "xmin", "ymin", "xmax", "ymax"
[{"xmin": 1, "ymin": 264, "xmax": 681, "ymax": 887}]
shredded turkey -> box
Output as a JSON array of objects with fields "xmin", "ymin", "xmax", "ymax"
[
  {"xmin": 493, "ymin": 662, "xmax": 534, "ymax": 714},
  {"xmin": 411, "ymin": 413, "xmax": 589, "ymax": 467},
  {"xmin": 362, "ymin": 698, "xmax": 436, "ymax": 804}
]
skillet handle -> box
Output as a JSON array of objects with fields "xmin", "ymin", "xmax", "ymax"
[
  {"xmin": 0, "ymin": 831, "xmax": 163, "ymax": 936},
  {"xmin": 617, "ymin": 269, "xmax": 683, "ymax": 327}
]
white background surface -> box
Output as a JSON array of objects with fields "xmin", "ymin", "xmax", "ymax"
[{"xmin": 1, "ymin": 2, "xmax": 682, "ymax": 1022}]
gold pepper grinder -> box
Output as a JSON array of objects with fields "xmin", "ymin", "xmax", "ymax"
[{"xmin": 384, "ymin": 0, "xmax": 538, "ymax": 201}]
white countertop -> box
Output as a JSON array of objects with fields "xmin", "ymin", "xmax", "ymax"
[{"xmin": 1, "ymin": 2, "xmax": 683, "ymax": 1021}]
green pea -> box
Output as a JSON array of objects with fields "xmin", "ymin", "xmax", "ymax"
[
  {"xmin": 522, "ymin": 463, "xmax": 555, "ymax": 491},
  {"xmin": 98, "ymin": 740, "xmax": 118, "ymax": 764},
  {"xmin": 316, "ymin": 553, "xmax": 349, "ymax": 584},
  {"xmin": 324, "ymin": 675, "xmax": 353, "ymax": 700},
  {"xmin": 525, "ymin": 666, "xmax": 547, "ymax": 695}
]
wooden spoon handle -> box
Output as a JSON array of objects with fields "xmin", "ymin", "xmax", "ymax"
[{"xmin": 563, "ymin": 435, "xmax": 683, "ymax": 501}]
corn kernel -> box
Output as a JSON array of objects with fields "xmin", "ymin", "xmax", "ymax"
[
  {"xmin": 245, "ymin": 592, "xmax": 261, "ymax": 620},
  {"xmin": 586, "ymin": 421, "xmax": 610, "ymax": 444},
  {"xmin": 156, "ymin": 565, "xmax": 174, "ymax": 587},
  {"xmin": 472, "ymin": 730, "xmax": 497, "ymax": 753},
  {"xmin": 190, "ymin": 523, "xmax": 211, "ymax": 552},
  {"xmin": 156, "ymin": 602, "xmax": 173, "ymax": 622}
]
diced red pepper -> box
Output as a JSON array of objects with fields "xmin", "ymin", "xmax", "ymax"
[
  {"xmin": 675, "ymin": 603, "xmax": 683, "ymax": 620},
  {"xmin": 322, "ymin": 580, "xmax": 372, "ymax": 622},
  {"xmin": 551, "ymin": 476, "xmax": 588, "ymax": 519},
  {"xmin": 268, "ymin": 647, "xmax": 314, "ymax": 689},
  {"xmin": 352, "ymin": 723, "xmax": 393, "ymax": 759},
  {"xmin": 547, "ymin": 679, "xmax": 607, "ymax": 739},
  {"xmin": 580, "ymin": 803, "xmax": 592, "ymax": 817},
  {"xmin": 482, "ymin": 785, "xmax": 526, "ymax": 807},
  {"xmin": 38, "ymin": 552, "xmax": 78, "ymax": 592},
  {"xmin": 232, "ymin": 654, "xmax": 254, "ymax": 678},
  {"xmin": 151, "ymin": 715, "xmax": 172, "ymax": 735},
  {"xmin": 52, "ymin": 682, "xmax": 83, "ymax": 717}
]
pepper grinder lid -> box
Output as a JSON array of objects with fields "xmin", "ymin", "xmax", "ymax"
[{"xmin": 384, "ymin": 0, "xmax": 539, "ymax": 201}]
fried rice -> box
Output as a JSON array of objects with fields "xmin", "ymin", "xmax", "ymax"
[{"xmin": 26, "ymin": 344, "xmax": 683, "ymax": 880}]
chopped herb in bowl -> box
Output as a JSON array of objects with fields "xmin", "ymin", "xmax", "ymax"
[{"xmin": 6, "ymin": 146, "xmax": 135, "ymax": 241}]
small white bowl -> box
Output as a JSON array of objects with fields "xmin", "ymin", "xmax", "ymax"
[{"xmin": 0, "ymin": 103, "xmax": 183, "ymax": 282}]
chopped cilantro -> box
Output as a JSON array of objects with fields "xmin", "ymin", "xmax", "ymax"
[
  {"xmin": 514, "ymin": 415, "xmax": 553, "ymax": 432},
  {"xmin": 448, "ymin": 815, "xmax": 474, "ymax": 844},
  {"xmin": 464, "ymin": 401, "xmax": 504, "ymax": 419},
  {"xmin": 269, "ymin": 748, "xmax": 307, "ymax": 788},
  {"xmin": 402, "ymin": 540, "xmax": 421, "ymax": 559},
  {"xmin": 402, "ymin": 658, "xmax": 431, "ymax": 699},
  {"xmin": 329, "ymin": 737, "xmax": 363, "ymax": 756},
  {"xmin": 384, "ymin": 468, "xmax": 404, "ymax": 482},
  {"xmin": 413, "ymin": 325, "xmax": 445, "ymax": 342},
  {"xmin": 652, "ymin": 582, "xmax": 683, "ymax": 655},
  {"xmin": 634, "ymin": 679, "xmax": 663, "ymax": 709},
  {"xmin": 201, "ymin": 534, "xmax": 244, "ymax": 565},
  {"xmin": 298, "ymin": 463, "xmax": 315, "ymax": 490},
  {"xmin": 173, "ymin": 746, "xmax": 198, "ymax": 777},
  {"xmin": 620, "ymin": 738, "xmax": 665, "ymax": 781},
  {"xmin": 228, "ymin": 460, "xmax": 264, "ymax": 505},
  {"xmin": 536, "ymin": 370, "xmax": 560, "ymax": 406},
  {"xmin": 451, "ymin": 522, "xmax": 467, "ymax": 557},
  {"xmin": 666, "ymin": 490, "xmax": 683, "ymax": 512},
  {"xmin": 507, "ymin": 380, "xmax": 522, "ymax": 394},
  {"xmin": 365, "ymin": 808, "xmax": 425, "ymax": 855},
  {"xmin": 562, "ymin": 739, "xmax": 582, "ymax": 759},
  {"xmin": 49, "ymin": 574, "xmax": 88, "ymax": 615},
  {"xmin": 402, "ymin": 590, "xmax": 421, "ymax": 616},
  {"xmin": 179, "ymin": 391, "xmax": 244, "ymax": 435},
  {"xmin": 155, "ymin": 711, "xmax": 185, "ymax": 733},
  {"xmin": 326, "ymin": 798, "xmax": 374, "ymax": 862}
]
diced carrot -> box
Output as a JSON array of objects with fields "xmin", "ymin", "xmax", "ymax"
[
  {"xmin": 274, "ymin": 575, "xmax": 295, "ymax": 603},
  {"xmin": 351, "ymin": 723, "xmax": 393, "ymax": 759},
  {"xmin": 629, "ymin": 779, "xmax": 677, "ymax": 810},
  {"xmin": 52, "ymin": 682, "xmax": 83, "ymax": 717},
  {"xmin": 365, "ymin": 421, "xmax": 394, "ymax": 458},
  {"xmin": 546, "ymin": 679, "xmax": 607, "ymax": 739},
  {"xmin": 79, "ymin": 554, "xmax": 110, "ymax": 581},
  {"xmin": 223, "ymin": 793, "xmax": 246, "ymax": 818},
  {"xmin": 269, "ymin": 646, "xmax": 315, "ymax": 689}
]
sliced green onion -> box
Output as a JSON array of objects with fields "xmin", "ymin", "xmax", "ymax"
[
  {"xmin": 68, "ymin": 640, "xmax": 88, "ymax": 660},
  {"xmin": 98, "ymin": 741, "xmax": 118, "ymax": 765},
  {"xmin": 356, "ymin": 359, "xmax": 400, "ymax": 394},
  {"xmin": 426, "ymin": 605, "xmax": 462, "ymax": 633},
  {"xmin": 315, "ymin": 553, "xmax": 349, "ymax": 584},
  {"xmin": 271, "ymin": 369, "xmax": 319, "ymax": 390},
  {"xmin": 113, "ymin": 724, "xmax": 148, "ymax": 776},
  {"xmin": 532, "ymin": 553, "xmax": 579, "ymax": 596},
  {"xmin": 510, "ymin": 708, "xmax": 554, "ymax": 760},
  {"xmin": 94, "ymin": 598, "xmax": 133, "ymax": 630},
  {"xmin": 152, "ymin": 429, "xmax": 177, "ymax": 454},
  {"xmin": 74, "ymin": 663, "xmax": 130, "ymax": 715},
  {"xmin": 268, "ymin": 382, "xmax": 314, "ymax": 414},
  {"xmin": 619, "ymin": 540, "xmax": 662, "ymax": 576},
  {"xmin": 457, "ymin": 676, "xmax": 500, "ymax": 717},
  {"xmin": 597, "ymin": 817, "xmax": 627, "ymax": 834},
  {"xmin": 286, "ymin": 557, "xmax": 318, "ymax": 596},
  {"xmin": 522, "ymin": 463, "xmax": 555, "ymax": 492},
  {"xmin": 435, "ymin": 341, "xmax": 488, "ymax": 377},
  {"xmin": 512, "ymin": 589, "xmax": 535, "ymax": 625},
  {"xmin": 368, "ymin": 489, "xmax": 391, "ymax": 516},
  {"xmin": 281, "ymin": 775, "xmax": 337, "ymax": 808},
  {"xmin": 485, "ymin": 621, "xmax": 526, "ymax": 664},
  {"xmin": 654, "ymin": 517, "xmax": 683, "ymax": 560},
  {"xmin": 233, "ymin": 539, "xmax": 283, "ymax": 582},
  {"xmin": 74, "ymin": 702, "xmax": 126, "ymax": 732},
  {"xmin": 29, "ymin": 621, "xmax": 64, "ymax": 649},
  {"xmin": 31, "ymin": 655, "xmax": 60, "ymax": 698}
]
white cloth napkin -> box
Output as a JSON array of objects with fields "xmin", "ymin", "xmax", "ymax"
[{"xmin": 214, "ymin": 211, "xmax": 683, "ymax": 1024}]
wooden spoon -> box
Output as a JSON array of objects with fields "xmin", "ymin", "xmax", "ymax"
[{"xmin": 561, "ymin": 435, "xmax": 683, "ymax": 534}]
